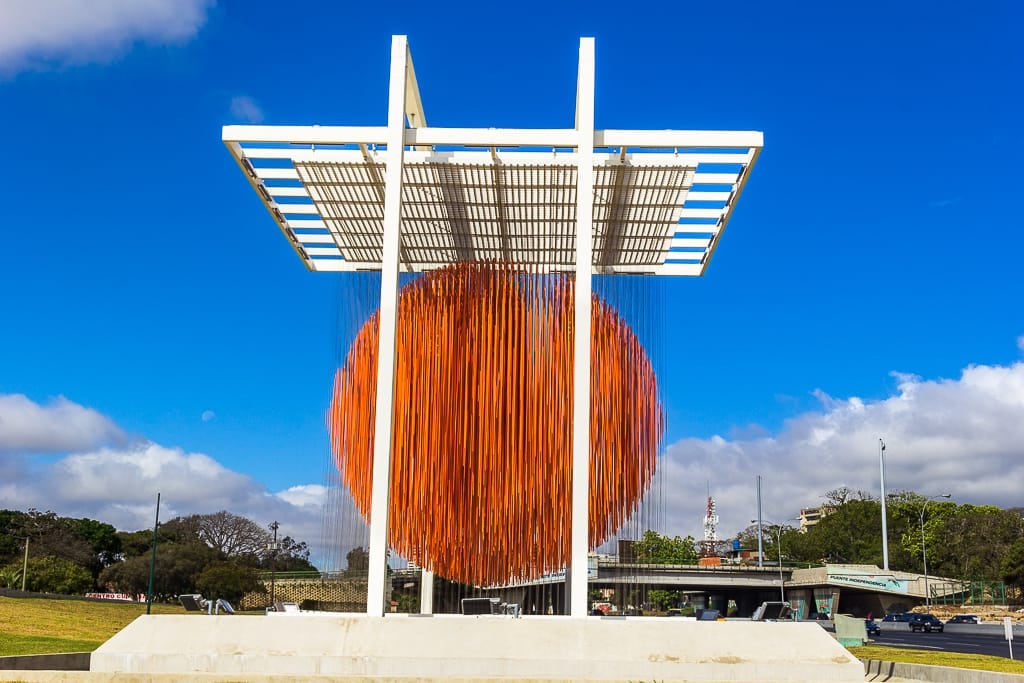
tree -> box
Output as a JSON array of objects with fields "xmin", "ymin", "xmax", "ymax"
[
  {"xmin": 1000, "ymin": 538, "xmax": 1024, "ymax": 594},
  {"xmin": 634, "ymin": 530, "xmax": 699, "ymax": 564},
  {"xmin": 0, "ymin": 509, "xmax": 123, "ymax": 588},
  {"xmin": 0, "ymin": 510, "xmax": 29, "ymax": 565},
  {"xmin": 0, "ymin": 565, "xmax": 22, "ymax": 589},
  {"xmin": 268, "ymin": 536, "xmax": 317, "ymax": 572},
  {"xmin": 71, "ymin": 518, "xmax": 122, "ymax": 579},
  {"xmin": 98, "ymin": 556, "xmax": 150, "ymax": 596},
  {"xmin": 784, "ymin": 498, "xmax": 886, "ymax": 566},
  {"xmin": 919, "ymin": 504, "xmax": 1021, "ymax": 581},
  {"xmin": 185, "ymin": 511, "xmax": 271, "ymax": 558},
  {"xmin": 647, "ymin": 589, "xmax": 682, "ymax": 611},
  {"xmin": 99, "ymin": 532, "xmax": 220, "ymax": 601},
  {"xmin": 196, "ymin": 562, "xmax": 264, "ymax": 604},
  {"xmin": 8, "ymin": 556, "xmax": 93, "ymax": 595}
]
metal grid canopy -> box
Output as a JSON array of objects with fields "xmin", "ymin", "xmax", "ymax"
[{"xmin": 224, "ymin": 132, "xmax": 761, "ymax": 277}]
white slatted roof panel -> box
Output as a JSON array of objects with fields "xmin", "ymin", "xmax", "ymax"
[{"xmin": 224, "ymin": 130, "xmax": 761, "ymax": 275}]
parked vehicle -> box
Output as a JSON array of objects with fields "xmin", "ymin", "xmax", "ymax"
[
  {"xmin": 907, "ymin": 613, "xmax": 944, "ymax": 633},
  {"xmin": 946, "ymin": 614, "xmax": 980, "ymax": 624},
  {"xmin": 865, "ymin": 619, "xmax": 881, "ymax": 636},
  {"xmin": 881, "ymin": 613, "xmax": 909, "ymax": 622}
]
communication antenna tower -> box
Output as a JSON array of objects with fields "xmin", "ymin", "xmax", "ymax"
[{"xmin": 702, "ymin": 487, "xmax": 719, "ymax": 557}]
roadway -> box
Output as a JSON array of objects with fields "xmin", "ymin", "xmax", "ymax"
[{"xmin": 871, "ymin": 628, "xmax": 1016, "ymax": 659}]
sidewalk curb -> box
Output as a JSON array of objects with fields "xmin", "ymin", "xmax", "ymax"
[{"xmin": 863, "ymin": 658, "xmax": 1024, "ymax": 682}]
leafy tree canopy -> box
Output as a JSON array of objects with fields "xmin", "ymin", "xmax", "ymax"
[{"xmin": 634, "ymin": 530, "xmax": 699, "ymax": 565}]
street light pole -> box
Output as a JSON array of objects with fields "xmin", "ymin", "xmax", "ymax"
[
  {"xmin": 773, "ymin": 525, "xmax": 784, "ymax": 602},
  {"xmin": 756, "ymin": 475, "xmax": 764, "ymax": 568},
  {"xmin": 752, "ymin": 519, "xmax": 786, "ymax": 602},
  {"xmin": 920, "ymin": 494, "xmax": 951, "ymax": 609},
  {"xmin": 268, "ymin": 521, "xmax": 280, "ymax": 608},
  {"xmin": 879, "ymin": 438, "xmax": 889, "ymax": 571},
  {"xmin": 146, "ymin": 492, "xmax": 161, "ymax": 615}
]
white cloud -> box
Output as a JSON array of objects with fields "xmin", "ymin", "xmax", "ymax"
[
  {"xmin": 0, "ymin": 393, "xmax": 125, "ymax": 452},
  {"xmin": 0, "ymin": 393, "xmax": 349, "ymax": 568},
  {"xmin": 229, "ymin": 95, "xmax": 265, "ymax": 124},
  {"xmin": 5, "ymin": 440, "xmax": 335, "ymax": 566},
  {"xmin": 0, "ymin": 0, "xmax": 214, "ymax": 73},
  {"xmin": 200, "ymin": 410, "xmax": 216, "ymax": 422},
  {"xmin": 1017, "ymin": 335, "xmax": 1024, "ymax": 353},
  {"xmin": 655, "ymin": 360, "xmax": 1024, "ymax": 544},
  {"xmin": 276, "ymin": 484, "xmax": 328, "ymax": 508}
]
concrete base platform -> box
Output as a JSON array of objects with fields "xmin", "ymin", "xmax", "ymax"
[{"xmin": 89, "ymin": 613, "xmax": 864, "ymax": 682}]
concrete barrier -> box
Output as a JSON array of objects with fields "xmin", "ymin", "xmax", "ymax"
[
  {"xmin": 0, "ymin": 652, "xmax": 90, "ymax": 671},
  {"xmin": 864, "ymin": 659, "xmax": 1024, "ymax": 683},
  {"xmin": 87, "ymin": 613, "xmax": 864, "ymax": 681}
]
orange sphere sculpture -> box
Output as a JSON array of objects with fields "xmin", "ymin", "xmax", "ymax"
[{"xmin": 328, "ymin": 261, "xmax": 663, "ymax": 586}]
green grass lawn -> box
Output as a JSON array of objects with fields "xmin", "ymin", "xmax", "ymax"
[
  {"xmin": 0, "ymin": 596, "xmax": 185, "ymax": 656},
  {"xmin": 850, "ymin": 643, "xmax": 1024, "ymax": 675}
]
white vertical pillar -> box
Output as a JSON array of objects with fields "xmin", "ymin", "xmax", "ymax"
[
  {"xmin": 366, "ymin": 34, "xmax": 410, "ymax": 617},
  {"xmin": 570, "ymin": 36, "xmax": 595, "ymax": 619},
  {"xmin": 419, "ymin": 568, "xmax": 434, "ymax": 614}
]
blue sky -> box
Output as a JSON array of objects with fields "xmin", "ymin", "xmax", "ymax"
[{"xmin": 1, "ymin": 0, "xmax": 1022, "ymax": 565}]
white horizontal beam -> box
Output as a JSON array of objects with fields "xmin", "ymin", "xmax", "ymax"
[
  {"xmin": 277, "ymin": 204, "xmax": 320, "ymax": 215},
  {"xmin": 685, "ymin": 191, "xmax": 731, "ymax": 202},
  {"xmin": 616, "ymin": 262, "xmax": 703, "ymax": 275},
  {"xmin": 691, "ymin": 172, "xmax": 739, "ymax": 185},
  {"xmin": 223, "ymin": 125, "xmax": 389, "ymax": 145},
  {"xmin": 597, "ymin": 129, "xmax": 763, "ymax": 149},
  {"xmin": 310, "ymin": 259, "xmax": 355, "ymax": 272},
  {"xmin": 266, "ymin": 186, "xmax": 309, "ymax": 197},
  {"xmin": 225, "ymin": 124, "xmax": 763, "ymax": 152},
  {"xmin": 405, "ymin": 127, "xmax": 575, "ymax": 147},
  {"xmin": 670, "ymin": 238, "xmax": 712, "ymax": 249},
  {"xmin": 285, "ymin": 219, "xmax": 327, "ymax": 229},
  {"xmin": 241, "ymin": 147, "xmax": 750, "ymax": 168},
  {"xmin": 254, "ymin": 167, "xmax": 299, "ymax": 180},
  {"xmin": 308, "ymin": 258, "xmax": 705, "ymax": 276},
  {"xmin": 305, "ymin": 247, "xmax": 343, "ymax": 257},
  {"xmin": 294, "ymin": 233, "xmax": 336, "ymax": 244},
  {"xmin": 679, "ymin": 207, "xmax": 726, "ymax": 219}
]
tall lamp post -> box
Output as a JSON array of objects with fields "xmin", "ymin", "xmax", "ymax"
[
  {"xmin": 920, "ymin": 494, "xmax": 951, "ymax": 609},
  {"xmin": 879, "ymin": 438, "xmax": 889, "ymax": 570},
  {"xmin": 752, "ymin": 519, "xmax": 787, "ymax": 602},
  {"xmin": 268, "ymin": 521, "xmax": 280, "ymax": 608}
]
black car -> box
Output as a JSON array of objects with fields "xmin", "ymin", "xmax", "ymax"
[
  {"xmin": 865, "ymin": 619, "xmax": 881, "ymax": 637},
  {"xmin": 907, "ymin": 613, "xmax": 944, "ymax": 633},
  {"xmin": 947, "ymin": 614, "xmax": 980, "ymax": 624}
]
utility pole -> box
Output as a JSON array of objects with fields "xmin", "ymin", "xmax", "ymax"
[
  {"xmin": 879, "ymin": 439, "xmax": 890, "ymax": 570},
  {"xmin": 146, "ymin": 492, "xmax": 161, "ymax": 614},
  {"xmin": 756, "ymin": 475, "xmax": 764, "ymax": 568},
  {"xmin": 21, "ymin": 537, "xmax": 28, "ymax": 591},
  {"xmin": 269, "ymin": 521, "xmax": 280, "ymax": 607}
]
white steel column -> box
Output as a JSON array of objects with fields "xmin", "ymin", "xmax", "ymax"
[
  {"xmin": 419, "ymin": 569, "xmax": 434, "ymax": 614},
  {"xmin": 570, "ymin": 36, "xmax": 595, "ymax": 619},
  {"xmin": 366, "ymin": 35, "xmax": 410, "ymax": 617}
]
